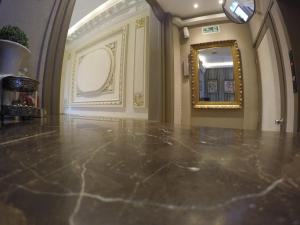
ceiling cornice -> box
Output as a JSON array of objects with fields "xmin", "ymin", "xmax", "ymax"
[
  {"xmin": 67, "ymin": 0, "xmax": 148, "ymax": 42},
  {"xmin": 173, "ymin": 13, "xmax": 228, "ymax": 27}
]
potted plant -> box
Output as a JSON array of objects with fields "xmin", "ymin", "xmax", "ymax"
[{"xmin": 0, "ymin": 25, "xmax": 31, "ymax": 75}]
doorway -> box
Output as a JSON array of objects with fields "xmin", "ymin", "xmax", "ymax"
[{"xmin": 255, "ymin": 15, "xmax": 287, "ymax": 132}]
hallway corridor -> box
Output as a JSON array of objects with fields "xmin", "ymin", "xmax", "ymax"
[{"xmin": 0, "ymin": 117, "xmax": 299, "ymax": 225}]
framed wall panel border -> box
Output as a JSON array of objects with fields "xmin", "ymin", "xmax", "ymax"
[{"xmin": 133, "ymin": 17, "xmax": 149, "ymax": 109}]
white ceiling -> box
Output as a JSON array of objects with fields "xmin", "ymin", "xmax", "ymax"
[
  {"xmin": 70, "ymin": 0, "xmax": 225, "ymax": 26},
  {"xmin": 200, "ymin": 47, "xmax": 232, "ymax": 64},
  {"xmin": 70, "ymin": 0, "xmax": 107, "ymax": 27},
  {"xmin": 156, "ymin": 0, "xmax": 223, "ymax": 19}
]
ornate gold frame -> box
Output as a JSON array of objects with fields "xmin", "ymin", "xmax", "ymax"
[{"xmin": 190, "ymin": 40, "xmax": 243, "ymax": 109}]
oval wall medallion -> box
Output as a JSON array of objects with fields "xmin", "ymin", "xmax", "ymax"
[{"xmin": 77, "ymin": 48, "xmax": 113, "ymax": 95}]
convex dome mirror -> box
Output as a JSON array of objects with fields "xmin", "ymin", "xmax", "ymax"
[{"xmin": 222, "ymin": 0, "xmax": 256, "ymax": 24}]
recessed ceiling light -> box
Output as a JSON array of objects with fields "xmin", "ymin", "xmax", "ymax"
[
  {"xmin": 193, "ymin": 3, "xmax": 199, "ymax": 9},
  {"xmin": 219, "ymin": 0, "xmax": 224, "ymax": 4}
]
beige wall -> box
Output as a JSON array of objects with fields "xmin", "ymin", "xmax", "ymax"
[
  {"xmin": 173, "ymin": 26, "xmax": 182, "ymax": 125},
  {"xmin": 148, "ymin": 9, "xmax": 163, "ymax": 122},
  {"xmin": 249, "ymin": 0, "xmax": 272, "ymax": 41},
  {"xmin": 177, "ymin": 22, "xmax": 259, "ymax": 129}
]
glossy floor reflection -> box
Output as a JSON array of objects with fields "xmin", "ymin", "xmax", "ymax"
[{"xmin": 0, "ymin": 116, "xmax": 300, "ymax": 225}]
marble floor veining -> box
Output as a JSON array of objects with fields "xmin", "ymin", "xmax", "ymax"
[{"xmin": 0, "ymin": 116, "xmax": 300, "ymax": 225}]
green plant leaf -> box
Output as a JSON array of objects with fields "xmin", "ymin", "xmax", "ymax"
[{"xmin": 0, "ymin": 25, "xmax": 29, "ymax": 48}]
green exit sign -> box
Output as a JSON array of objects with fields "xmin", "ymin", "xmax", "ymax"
[{"xmin": 202, "ymin": 25, "xmax": 220, "ymax": 34}]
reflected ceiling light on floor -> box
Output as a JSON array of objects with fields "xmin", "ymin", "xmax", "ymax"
[
  {"xmin": 219, "ymin": 0, "xmax": 224, "ymax": 4},
  {"xmin": 193, "ymin": 3, "xmax": 199, "ymax": 9}
]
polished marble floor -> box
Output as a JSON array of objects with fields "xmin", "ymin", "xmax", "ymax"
[{"xmin": 0, "ymin": 116, "xmax": 300, "ymax": 225}]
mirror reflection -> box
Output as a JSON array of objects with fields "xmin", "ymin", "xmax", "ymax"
[
  {"xmin": 223, "ymin": 0, "xmax": 255, "ymax": 24},
  {"xmin": 198, "ymin": 47, "xmax": 235, "ymax": 102},
  {"xmin": 191, "ymin": 40, "xmax": 243, "ymax": 109}
]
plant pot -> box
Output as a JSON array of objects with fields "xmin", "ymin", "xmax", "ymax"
[{"xmin": 0, "ymin": 39, "xmax": 31, "ymax": 75}]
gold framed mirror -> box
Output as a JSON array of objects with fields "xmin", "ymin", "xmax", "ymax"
[{"xmin": 190, "ymin": 40, "xmax": 243, "ymax": 109}]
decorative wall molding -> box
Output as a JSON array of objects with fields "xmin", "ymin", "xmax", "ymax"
[
  {"xmin": 134, "ymin": 93, "xmax": 145, "ymax": 107},
  {"xmin": 76, "ymin": 43, "xmax": 116, "ymax": 97},
  {"xmin": 67, "ymin": 0, "xmax": 149, "ymax": 42},
  {"xmin": 136, "ymin": 17, "xmax": 146, "ymax": 28},
  {"xmin": 71, "ymin": 25, "xmax": 128, "ymax": 107},
  {"xmin": 133, "ymin": 16, "xmax": 149, "ymax": 109}
]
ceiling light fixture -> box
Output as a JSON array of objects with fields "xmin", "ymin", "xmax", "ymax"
[
  {"xmin": 199, "ymin": 55, "xmax": 233, "ymax": 68},
  {"xmin": 219, "ymin": 0, "xmax": 224, "ymax": 4},
  {"xmin": 193, "ymin": 3, "xmax": 199, "ymax": 9}
]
